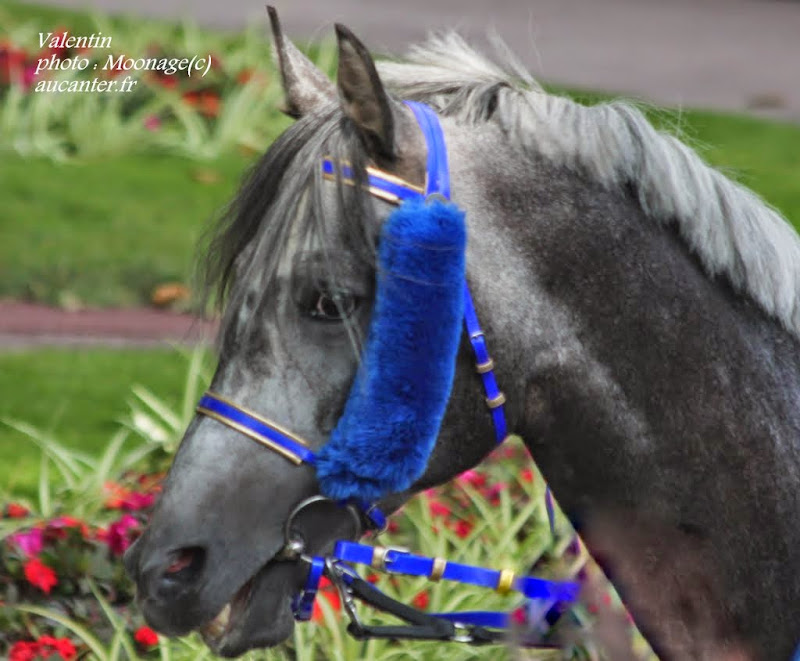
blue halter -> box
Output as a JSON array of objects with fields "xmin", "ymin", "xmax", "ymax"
[
  {"xmin": 195, "ymin": 101, "xmax": 576, "ymax": 640},
  {"xmin": 197, "ymin": 101, "xmax": 508, "ymax": 467}
]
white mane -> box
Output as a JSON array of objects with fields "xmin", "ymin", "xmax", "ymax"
[{"xmin": 378, "ymin": 34, "xmax": 800, "ymax": 339}]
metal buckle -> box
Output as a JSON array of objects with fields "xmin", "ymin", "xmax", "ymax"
[
  {"xmin": 280, "ymin": 495, "xmax": 362, "ymax": 559},
  {"xmin": 325, "ymin": 558, "xmax": 363, "ymax": 630},
  {"xmin": 369, "ymin": 545, "xmax": 410, "ymax": 573}
]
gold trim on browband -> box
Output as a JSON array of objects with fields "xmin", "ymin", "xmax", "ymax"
[
  {"xmin": 429, "ymin": 557, "xmax": 447, "ymax": 582},
  {"xmin": 321, "ymin": 159, "xmax": 425, "ymax": 206},
  {"xmin": 495, "ymin": 569, "xmax": 515, "ymax": 595},
  {"xmin": 365, "ymin": 165, "xmax": 424, "ymax": 193},
  {"xmin": 486, "ymin": 392, "xmax": 506, "ymax": 409},
  {"xmin": 202, "ymin": 391, "xmax": 310, "ymax": 449},
  {"xmin": 196, "ymin": 407, "xmax": 303, "ymax": 466}
]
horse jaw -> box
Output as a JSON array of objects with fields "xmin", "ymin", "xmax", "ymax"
[{"xmin": 198, "ymin": 560, "xmax": 299, "ymax": 657}]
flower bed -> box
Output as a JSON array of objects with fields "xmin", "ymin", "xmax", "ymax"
[
  {"xmin": 1, "ymin": 428, "xmax": 581, "ymax": 660},
  {"xmin": 0, "ymin": 13, "xmax": 307, "ymax": 159},
  {"xmin": 1, "ymin": 474, "xmax": 161, "ymax": 658}
]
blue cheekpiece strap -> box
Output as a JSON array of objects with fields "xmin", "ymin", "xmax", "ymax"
[
  {"xmin": 406, "ymin": 101, "xmax": 451, "ymax": 198},
  {"xmin": 292, "ymin": 556, "xmax": 325, "ymax": 621}
]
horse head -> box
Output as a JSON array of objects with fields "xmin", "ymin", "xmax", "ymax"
[{"xmin": 124, "ymin": 12, "xmax": 501, "ymax": 656}]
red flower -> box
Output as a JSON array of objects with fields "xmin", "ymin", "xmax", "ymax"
[
  {"xmin": 37, "ymin": 636, "xmax": 77, "ymax": 660},
  {"xmin": 23, "ymin": 557, "xmax": 58, "ymax": 593},
  {"xmin": 428, "ymin": 500, "xmax": 451, "ymax": 518},
  {"xmin": 199, "ymin": 92, "xmax": 220, "ymax": 118},
  {"xmin": 9, "ymin": 641, "xmax": 38, "ymax": 661},
  {"xmin": 134, "ymin": 626, "xmax": 159, "ymax": 647},
  {"xmin": 46, "ymin": 515, "xmax": 90, "ymax": 540},
  {"xmin": 412, "ymin": 590, "xmax": 430, "ymax": 610},
  {"xmin": 520, "ymin": 468, "xmax": 534, "ymax": 483},
  {"xmin": 311, "ymin": 576, "xmax": 342, "ymax": 622},
  {"xmin": 452, "ymin": 519, "xmax": 473, "ymax": 539},
  {"xmin": 5, "ymin": 502, "xmax": 30, "ymax": 518},
  {"xmin": 511, "ymin": 607, "xmax": 527, "ymax": 625}
]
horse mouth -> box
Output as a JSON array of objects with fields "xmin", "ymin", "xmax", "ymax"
[{"xmin": 199, "ymin": 575, "xmax": 255, "ymax": 648}]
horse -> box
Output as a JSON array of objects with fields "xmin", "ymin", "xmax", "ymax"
[{"xmin": 124, "ymin": 11, "xmax": 800, "ymax": 660}]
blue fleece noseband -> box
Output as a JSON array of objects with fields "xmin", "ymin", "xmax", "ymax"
[{"xmin": 196, "ymin": 101, "xmax": 507, "ymax": 500}]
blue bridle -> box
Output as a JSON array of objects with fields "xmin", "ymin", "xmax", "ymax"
[{"xmin": 195, "ymin": 101, "xmax": 576, "ymax": 641}]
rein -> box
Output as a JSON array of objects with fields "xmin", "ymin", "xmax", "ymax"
[{"xmin": 195, "ymin": 101, "xmax": 578, "ymax": 645}]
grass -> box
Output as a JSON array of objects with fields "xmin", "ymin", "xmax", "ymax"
[
  {"xmin": 0, "ymin": 348, "xmax": 208, "ymax": 499},
  {"xmin": 0, "ymin": 151, "xmax": 253, "ymax": 306}
]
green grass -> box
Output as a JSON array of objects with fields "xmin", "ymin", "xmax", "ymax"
[
  {"xmin": 0, "ymin": 348, "xmax": 205, "ymax": 499},
  {"xmin": 0, "ymin": 151, "xmax": 254, "ymax": 306}
]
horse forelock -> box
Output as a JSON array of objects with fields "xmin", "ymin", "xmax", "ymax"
[
  {"xmin": 378, "ymin": 33, "xmax": 800, "ymax": 340},
  {"xmin": 201, "ymin": 104, "xmax": 376, "ymax": 350}
]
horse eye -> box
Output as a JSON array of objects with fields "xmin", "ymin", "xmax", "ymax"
[{"xmin": 309, "ymin": 291, "xmax": 357, "ymax": 322}]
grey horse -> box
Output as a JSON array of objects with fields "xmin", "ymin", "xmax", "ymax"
[{"xmin": 124, "ymin": 12, "xmax": 800, "ymax": 660}]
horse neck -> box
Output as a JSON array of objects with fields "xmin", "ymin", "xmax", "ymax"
[
  {"xmin": 453, "ymin": 130, "xmax": 800, "ymax": 514},
  {"xmin": 452, "ymin": 131, "xmax": 800, "ymax": 655}
]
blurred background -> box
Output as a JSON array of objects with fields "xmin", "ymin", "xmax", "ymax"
[
  {"xmin": 21, "ymin": 0, "xmax": 800, "ymax": 121},
  {"xmin": 0, "ymin": 1, "xmax": 798, "ymax": 658}
]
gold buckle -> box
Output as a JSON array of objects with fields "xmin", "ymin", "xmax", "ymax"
[
  {"xmin": 496, "ymin": 569, "xmax": 515, "ymax": 595},
  {"xmin": 429, "ymin": 557, "xmax": 447, "ymax": 582},
  {"xmin": 486, "ymin": 392, "xmax": 506, "ymax": 409},
  {"xmin": 476, "ymin": 358, "xmax": 494, "ymax": 374}
]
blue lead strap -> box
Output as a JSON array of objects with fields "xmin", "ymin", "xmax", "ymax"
[{"xmin": 333, "ymin": 541, "xmax": 579, "ymax": 604}]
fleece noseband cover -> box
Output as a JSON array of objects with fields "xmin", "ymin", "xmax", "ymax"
[{"xmin": 315, "ymin": 197, "xmax": 466, "ymax": 501}]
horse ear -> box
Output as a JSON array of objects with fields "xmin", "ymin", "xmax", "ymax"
[
  {"xmin": 334, "ymin": 24, "xmax": 395, "ymax": 159},
  {"xmin": 268, "ymin": 6, "xmax": 335, "ymax": 118}
]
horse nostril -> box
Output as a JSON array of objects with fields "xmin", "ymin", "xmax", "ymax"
[{"xmin": 163, "ymin": 546, "xmax": 205, "ymax": 585}]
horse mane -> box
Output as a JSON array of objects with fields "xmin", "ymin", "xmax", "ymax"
[{"xmin": 378, "ymin": 33, "xmax": 800, "ymax": 339}]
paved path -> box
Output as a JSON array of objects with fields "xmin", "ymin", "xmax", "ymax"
[
  {"xmin": 23, "ymin": 0, "xmax": 800, "ymax": 121},
  {"xmin": 0, "ymin": 302, "xmax": 217, "ymax": 349}
]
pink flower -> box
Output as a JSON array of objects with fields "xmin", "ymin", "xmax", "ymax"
[
  {"xmin": 9, "ymin": 527, "xmax": 44, "ymax": 558},
  {"xmin": 484, "ymin": 483, "xmax": 509, "ymax": 502},
  {"xmin": 106, "ymin": 514, "xmax": 140, "ymax": 556},
  {"xmin": 44, "ymin": 516, "xmax": 90, "ymax": 542},
  {"xmin": 105, "ymin": 481, "xmax": 156, "ymax": 511},
  {"xmin": 123, "ymin": 491, "xmax": 155, "ymax": 510},
  {"xmin": 456, "ymin": 470, "xmax": 487, "ymax": 488},
  {"xmin": 143, "ymin": 115, "xmax": 161, "ymax": 132}
]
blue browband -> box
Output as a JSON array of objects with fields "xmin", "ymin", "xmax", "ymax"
[{"xmin": 195, "ymin": 101, "xmax": 575, "ymax": 642}]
